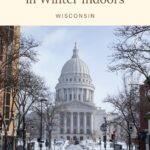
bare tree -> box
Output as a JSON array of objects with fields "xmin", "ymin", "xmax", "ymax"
[
  {"xmin": 31, "ymin": 93, "xmax": 67, "ymax": 150},
  {"xmin": 104, "ymin": 78, "xmax": 140, "ymax": 150},
  {"xmin": 15, "ymin": 66, "xmax": 47, "ymax": 150},
  {"xmin": 0, "ymin": 27, "xmax": 40, "ymax": 150},
  {"xmin": 109, "ymin": 26, "xmax": 150, "ymax": 81}
]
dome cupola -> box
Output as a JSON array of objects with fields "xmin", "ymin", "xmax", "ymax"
[
  {"xmin": 56, "ymin": 43, "xmax": 95, "ymax": 103},
  {"xmin": 72, "ymin": 42, "xmax": 78, "ymax": 58},
  {"xmin": 61, "ymin": 43, "xmax": 90, "ymax": 76}
]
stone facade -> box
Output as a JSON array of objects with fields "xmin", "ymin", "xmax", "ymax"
[
  {"xmin": 0, "ymin": 26, "xmax": 20, "ymax": 147},
  {"xmin": 54, "ymin": 43, "xmax": 106, "ymax": 141}
]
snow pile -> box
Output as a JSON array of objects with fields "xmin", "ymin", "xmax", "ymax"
[{"xmin": 66, "ymin": 144, "xmax": 82, "ymax": 150}]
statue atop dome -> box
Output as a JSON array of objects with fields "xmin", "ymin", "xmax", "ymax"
[{"xmin": 72, "ymin": 42, "xmax": 79, "ymax": 58}]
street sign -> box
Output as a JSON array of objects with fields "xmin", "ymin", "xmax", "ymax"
[{"xmin": 100, "ymin": 123, "xmax": 107, "ymax": 132}]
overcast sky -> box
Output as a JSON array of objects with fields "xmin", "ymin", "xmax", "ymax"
[{"xmin": 21, "ymin": 26, "xmax": 123, "ymax": 112}]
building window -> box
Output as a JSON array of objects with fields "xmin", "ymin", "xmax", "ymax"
[
  {"xmin": 86, "ymin": 114, "xmax": 91, "ymax": 127},
  {"xmin": 66, "ymin": 79, "xmax": 68, "ymax": 81},
  {"xmin": 83, "ymin": 89, "xmax": 86, "ymax": 100},
  {"xmin": 79, "ymin": 79, "xmax": 81, "ymax": 82},
  {"xmin": 60, "ymin": 113, "xmax": 64, "ymax": 126},
  {"xmin": 70, "ymin": 94, "xmax": 72, "ymax": 101},
  {"xmin": 73, "ymin": 129, "xmax": 77, "ymax": 134},
  {"xmin": 65, "ymin": 94, "xmax": 67, "ymax": 101},
  {"xmin": 60, "ymin": 128, "xmax": 64, "ymax": 134},
  {"xmin": 80, "ymin": 136, "xmax": 83, "ymax": 141},
  {"xmin": 80, "ymin": 129, "xmax": 83, "ymax": 134},
  {"xmin": 87, "ymin": 113, "xmax": 91, "ymax": 127},
  {"xmin": 67, "ymin": 129, "xmax": 70, "ymax": 134},
  {"xmin": 5, "ymin": 106, "xmax": 10, "ymax": 119},
  {"xmin": 67, "ymin": 136, "xmax": 70, "ymax": 140},
  {"xmin": 70, "ymin": 78, "xmax": 72, "ymax": 82},
  {"xmin": 78, "ymin": 94, "xmax": 80, "ymax": 101},
  {"xmin": 5, "ymin": 119, "xmax": 9, "ymax": 125},
  {"xmin": 80, "ymin": 113, "xmax": 84, "ymax": 127},
  {"xmin": 73, "ymin": 113, "xmax": 77, "ymax": 127},
  {"xmin": 6, "ymin": 93, "xmax": 10, "ymax": 106},
  {"xmin": 67, "ymin": 113, "xmax": 71, "ymax": 127},
  {"xmin": 0, "ymin": 37, "xmax": 3, "ymax": 61},
  {"xmin": 87, "ymin": 129, "xmax": 91, "ymax": 134}
]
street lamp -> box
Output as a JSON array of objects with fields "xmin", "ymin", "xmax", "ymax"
[
  {"xmin": 100, "ymin": 117, "xmax": 107, "ymax": 150},
  {"xmin": 39, "ymin": 99, "xmax": 47, "ymax": 150},
  {"xmin": 104, "ymin": 117, "xmax": 107, "ymax": 150}
]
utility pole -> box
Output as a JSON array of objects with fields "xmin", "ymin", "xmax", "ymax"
[
  {"xmin": 104, "ymin": 117, "xmax": 107, "ymax": 150},
  {"xmin": 100, "ymin": 117, "xmax": 107, "ymax": 150},
  {"xmin": 99, "ymin": 137, "xmax": 101, "ymax": 150},
  {"xmin": 39, "ymin": 99, "xmax": 47, "ymax": 150}
]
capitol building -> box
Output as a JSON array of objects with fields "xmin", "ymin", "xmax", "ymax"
[{"xmin": 54, "ymin": 43, "xmax": 106, "ymax": 141}]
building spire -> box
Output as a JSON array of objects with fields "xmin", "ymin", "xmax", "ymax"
[{"xmin": 72, "ymin": 42, "xmax": 79, "ymax": 58}]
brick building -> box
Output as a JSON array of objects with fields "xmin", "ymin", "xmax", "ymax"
[
  {"xmin": 139, "ymin": 80, "xmax": 150, "ymax": 150},
  {"xmin": 0, "ymin": 26, "xmax": 20, "ymax": 149}
]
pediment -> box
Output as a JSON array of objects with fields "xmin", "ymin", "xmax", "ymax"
[{"xmin": 61, "ymin": 101, "xmax": 96, "ymax": 111}]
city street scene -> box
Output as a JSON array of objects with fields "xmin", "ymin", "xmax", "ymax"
[{"xmin": 0, "ymin": 26, "xmax": 150, "ymax": 150}]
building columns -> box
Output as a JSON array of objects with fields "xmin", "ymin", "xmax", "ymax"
[
  {"xmin": 81, "ymin": 88, "xmax": 83, "ymax": 102},
  {"xmin": 71, "ymin": 112, "xmax": 73, "ymax": 134},
  {"xmin": 64, "ymin": 112, "xmax": 67, "ymax": 134},
  {"xmin": 67, "ymin": 89, "xmax": 69, "ymax": 101},
  {"xmin": 77, "ymin": 112, "xmax": 80, "ymax": 134},
  {"xmin": 91, "ymin": 113, "xmax": 93, "ymax": 134},
  {"xmin": 84, "ymin": 112, "xmax": 87, "ymax": 134},
  {"xmin": 61, "ymin": 111, "xmax": 93, "ymax": 137}
]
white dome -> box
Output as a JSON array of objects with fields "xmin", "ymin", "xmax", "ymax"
[
  {"xmin": 56, "ymin": 43, "xmax": 95, "ymax": 104},
  {"xmin": 61, "ymin": 44, "xmax": 90, "ymax": 75},
  {"xmin": 61, "ymin": 58, "xmax": 90, "ymax": 75}
]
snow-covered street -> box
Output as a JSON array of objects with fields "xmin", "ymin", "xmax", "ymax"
[{"xmin": 33, "ymin": 140, "xmax": 129, "ymax": 150}]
